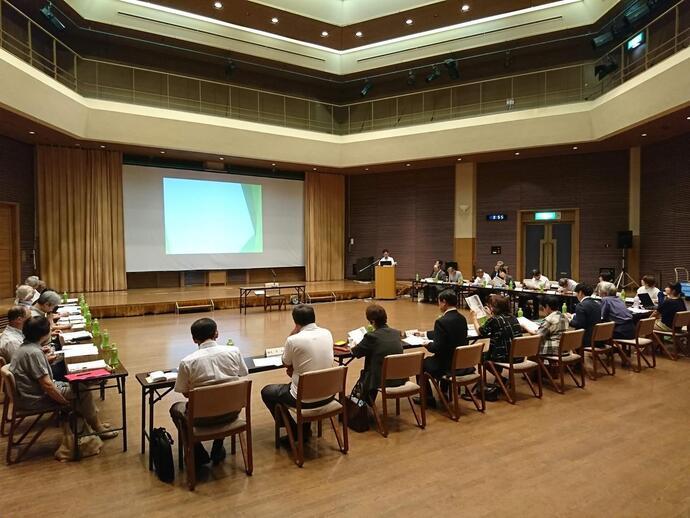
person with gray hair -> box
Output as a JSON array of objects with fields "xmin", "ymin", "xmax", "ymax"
[
  {"xmin": 601, "ymin": 285, "xmax": 634, "ymax": 339},
  {"xmin": 24, "ymin": 275, "xmax": 40, "ymax": 288},
  {"xmin": 0, "ymin": 306, "xmax": 31, "ymax": 363},
  {"xmin": 31, "ymin": 290, "xmax": 62, "ymax": 319},
  {"xmin": 14, "ymin": 285, "xmax": 36, "ymax": 307}
]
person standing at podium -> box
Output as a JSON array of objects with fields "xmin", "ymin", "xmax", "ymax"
[{"xmin": 378, "ymin": 249, "xmax": 396, "ymax": 266}]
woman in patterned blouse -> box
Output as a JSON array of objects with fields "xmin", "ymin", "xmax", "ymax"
[
  {"xmin": 471, "ymin": 294, "xmax": 522, "ymax": 364},
  {"xmin": 525, "ymin": 295, "xmax": 569, "ymax": 355}
]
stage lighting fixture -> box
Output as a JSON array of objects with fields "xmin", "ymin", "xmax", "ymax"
[
  {"xmin": 406, "ymin": 70, "xmax": 416, "ymax": 86},
  {"xmin": 360, "ymin": 80, "xmax": 373, "ymax": 97},
  {"xmin": 426, "ymin": 66, "xmax": 441, "ymax": 83},
  {"xmin": 443, "ymin": 59, "xmax": 460, "ymax": 80},
  {"xmin": 40, "ymin": 3, "xmax": 66, "ymax": 31},
  {"xmin": 591, "ymin": 30, "xmax": 614, "ymax": 49},
  {"xmin": 594, "ymin": 58, "xmax": 618, "ymax": 80}
]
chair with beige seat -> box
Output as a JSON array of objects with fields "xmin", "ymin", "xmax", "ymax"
[
  {"xmin": 484, "ymin": 335, "xmax": 542, "ymax": 405},
  {"xmin": 275, "ymin": 365, "xmax": 348, "ymax": 467},
  {"xmin": 652, "ymin": 311, "xmax": 690, "ymax": 360},
  {"xmin": 371, "ymin": 351, "xmax": 425, "ymax": 437},
  {"xmin": 425, "ymin": 344, "xmax": 485, "ymax": 421},
  {"xmin": 179, "ymin": 378, "xmax": 253, "ymax": 490},
  {"xmin": 583, "ymin": 322, "xmax": 616, "ymax": 380},
  {"xmin": 1, "ymin": 365, "xmax": 67, "ymax": 464},
  {"xmin": 540, "ymin": 329, "xmax": 585, "ymax": 394},
  {"xmin": 613, "ymin": 317, "xmax": 656, "ymax": 372}
]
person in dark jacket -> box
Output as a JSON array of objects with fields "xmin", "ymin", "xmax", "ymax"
[
  {"xmin": 416, "ymin": 289, "xmax": 469, "ymax": 408},
  {"xmin": 350, "ymin": 304, "xmax": 404, "ymax": 402},
  {"xmin": 568, "ymin": 283, "xmax": 602, "ymax": 346}
]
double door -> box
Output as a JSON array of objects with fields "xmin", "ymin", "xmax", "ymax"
[{"xmin": 519, "ymin": 210, "xmax": 579, "ymax": 281}]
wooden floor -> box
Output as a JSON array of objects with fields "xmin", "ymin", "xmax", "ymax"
[{"xmin": 2, "ymin": 298, "xmax": 690, "ymax": 516}]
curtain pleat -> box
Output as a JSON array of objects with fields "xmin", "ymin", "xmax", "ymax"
[
  {"xmin": 36, "ymin": 146, "xmax": 126, "ymax": 292},
  {"xmin": 304, "ymin": 172, "xmax": 345, "ymax": 282}
]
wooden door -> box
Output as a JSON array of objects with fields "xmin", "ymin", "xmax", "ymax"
[{"xmin": 0, "ymin": 203, "xmax": 20, "ymax": 298}]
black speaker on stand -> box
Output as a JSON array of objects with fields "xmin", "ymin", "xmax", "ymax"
[{"xmin": 614, "ymin": 230, "xmax": 637, "ymax": 289}]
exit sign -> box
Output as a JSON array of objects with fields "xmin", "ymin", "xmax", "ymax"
[
  {"xmin": 627, "ymin": 32, "xmax": 645, "ymax": 51},
  {"xmin": 534, "ymin": 211, "xmax": 561, "ymax": 221}
]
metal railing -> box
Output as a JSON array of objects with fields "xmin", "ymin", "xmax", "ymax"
[{"xmin": 1, "ymin": 0, "xmax": 688, "ymax": 135}]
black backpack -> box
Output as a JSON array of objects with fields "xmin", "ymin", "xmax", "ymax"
[{"xmin": 151, "ymin": 427, "xmax": 175, "ymax": 483}]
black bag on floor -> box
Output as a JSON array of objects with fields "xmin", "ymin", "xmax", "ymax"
[
  {"xmin": 345, "ymin": 378, "xmax": 370, "ymax": 433},
  {"xmin": 151, "ymin": 427, "xmax": 175, "ymax": 483}
]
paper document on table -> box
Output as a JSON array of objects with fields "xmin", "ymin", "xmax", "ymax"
[
  {"xmin": 62, "ymin": 344, "xmax": 99, "ymax": 358},
  {"xmin": 146, "ymin": 370, "xmax": 178, "ymax": 383},
  {"xmin": 253, "ymin": 356, "xmax": 283, "ymax": 368},
  {"xmin": 347, "ymin": 327, "xmax": 367, "ymax": 346},
  {"xmin": 467, "ymin": 324, "xmax": 478, "ymax": 338},
  {"xmin": 466, "ymin": 295, "xmax": 487, "ymax": 319},
  {"xmin": 57, "ymin": 306, "xmax": 81, "ymax": 315},
  {"xmin": 61, "ymin": 330, "xmax": 93, "ymax": 342},
  {"xmin": 67, "ymin": 359, "xmax": 108, "ymax": 373},
  {"xmin": 517, "ymin": 317, "xmax": 539, "ymax": 334},
  {"xmin": 403, "ymin": 330, "xmax": 430, "ymax": 346}
]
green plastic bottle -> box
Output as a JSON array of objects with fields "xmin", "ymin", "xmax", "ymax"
[
  {"xmin": 62, "ymin": 291, "xmax": 68, "ymax": 303},
  {"xmin": 101, "ymin": 330, "xmax": 110, "ymax": 350},
  {"xmin": 415, "ymin": 273, "xmax": 420, "ymax": 281},
  {"xmin": 562, "ymin": 302, "xmax": 568, "ymax": 314},
  {"xmin": 92, "ymin": 319, "xmax": 100, "ymax": 338},
  {"xmin": 226, "ymin": 338, "xmax": 234, "ymax": 346},
  {"xmin": 620, "ymin": 289, "xmax": 626, "ymax": 301},
  {"xmin": 509, "ymin": 280, "xmax": 514, "ymax": 290},
  {"xmin": 108, "ymin": 344, "xmax": 120, "ymax": 368},
  {"xmin": 366, "ymin": 324, "xmax": 374, "ymax": 333},
  {"xmin": 517, "ymin": 307, "xmax": 524, "ymax": 318}
]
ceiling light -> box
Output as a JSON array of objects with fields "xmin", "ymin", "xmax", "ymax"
[
  {"xmin": 271, "ymin": 162, "xmax": 276, "ymax": 166},
  {"xmin": 686, "ymin": 116, "xmax": 690, "ymax": 120},
  {"xmin": 100, "ymin": 145, "xmax": 106, "ymax": 149},
  {"xmin": 572, "ymin": 146, "xmax": 578, "ymax": 150},
  {"xmin": 514, "ymin": 152, "xmax": 520, "ymax": 156},
  {"xmin": 461, "ymin": 4, "xmax": 471, "ymax": 12},
  {"xmin": 219, "ymin": 157, "xmax": 224, "ymax": 161},
  {"xmin": 365, "ymin": 168, "xmax": 369, "ymax": 171},
  {"xmin": 405, "ymin": 18, "xmax": 414, "ymax": 25},
  {"xmin": 406, "ymin": 163, "xmax": 411, "ymax": 167},
  {"xmin": 444, "ymin": 58, "xmax": 460, "ymax": 80},
  {"xmin": 271, "ymin": 17, "xmax": 279, "ymax": 24},
  {"xmin": 355, "ymin": 31, "xmax": 363, "ymax": 38},
  {"xmin": 28, "ymin": 131, "xmax": 35, "ymax": 135},
  {"xmin": 426, "ymin": 66, "xmax": 441, "ymax": 83},
  {"xmin": 321, "ymin": 30, "xmax": 329, "ymax": 37},
  {"xmin": 213, "ymin": 1, "xmax": 223, "ymax": 9},
  {"xmin": 641, "ymin": 133, "xmax": 647, "ymax": 137},
  {"xmin": 160, "ymin": 150, "xmax": 165, "ymax": 154},
  {"xmin": 457, "ymin": 158, "xmax": 462, "ymax": 161}
]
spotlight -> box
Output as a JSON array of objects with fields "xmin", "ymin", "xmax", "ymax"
[
  {"xmin": 355, "ymin": 31, "xmax": 363, "ymax": 38},
  {"xmin": 271, "ymin": 17, "xmax": 279, "ymax": 24},
  {"xmin": 594, "ymin": 57, "xmax": 618, "ymax": 80},
  {"xmin": 591, "ymin": 30, "xmax": 614, "ymax": 50},
  {"xmin": 321, "ymin": 30, "xmax": 329, "ymax": 37},
  {"xmin": 461, "ymin": 4, "xmax": 470, "ymax": 12},
  {"xmin": 443, "ymin": 58, "xmax": 460, "ymax": 80},
  {"xmin": 406, "ymin": 70, "xmax": 416, "ymax": 86},
  {"xmin": 40, "ymin": 3, "xmax": 66, "ymax": 31},
  {"xmin": 426, "ymin": 65, "xmax": 441, "ymax": 83},
  {"xmin": 405, "ymin": 18, "xmax": 414, "ymax": 25},
  {"xmin": 360, "ymin": 80, "xmax": 373, "ymax": 97},
  {"xmin": 213, "ymin": 1, "xmax": 223, "ymax": 9}
]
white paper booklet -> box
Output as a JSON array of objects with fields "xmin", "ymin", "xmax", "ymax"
[
  {"xmin": 61, "ymin": 330, "xmax": 93, "ymax": 342},
  {"xmin": 62, "ymin": 344, "xmax": 99, "ymax": 358},
  {"xmin": 517, "ymin": 317, "xmax": 540, "ymax": 334},
  {"xmin": 465, "ymin": 295, "xmax": 487, "ymax": 319},
  {"xmin": 347, "ymin": 327, "xmax": 367, "ymax": 347},
  {"xmin": 253, "ymin": 356, "xmax": 283, "ymax": 368},
  {"xmin": 67, "ymin": 359, "xmax": 108, "ymax": 373},
  {"xmin": 146, "ymin": 370, "xmax": 179, "ymax": 383}
]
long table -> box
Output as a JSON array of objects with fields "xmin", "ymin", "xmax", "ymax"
[{"xmin": 238, "ymin": 283, "xmax": 306, "ymax": 314}]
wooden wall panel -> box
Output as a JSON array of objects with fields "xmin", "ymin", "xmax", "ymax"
[
  {"xmin": 476, "ymin": 151, "xmax": 629, "ymax": 284},
  {"xmin": 347, "ymin": 167, "xmax": 455, "ymax": 280},
  {"xmin": 640, "ymin": 132, "xmax": 690, "ymax": 285},
  {"xmin": 0, "ymin": 135, "xmax": 35, "ymax": 280}
]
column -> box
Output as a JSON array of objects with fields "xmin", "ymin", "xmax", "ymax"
[
  {"xmin": 454, "ymin": 162, "xmax": 476, "ymax": 278},
  {"xmin": 628, "ymin": 146, "xmax": 641, "ymax": 282}
]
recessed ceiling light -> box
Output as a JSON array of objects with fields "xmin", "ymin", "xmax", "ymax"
[
  {"xmin": 406, "ymin": 163, "xmax": 411, "ymax": 167},
  {"xmin": 160, "ymin": 150, "xmax": 166, "ymax": 154},
  {"xmin": 271, "ymin": 162, "xmax": 276, "ymax": 166},
  {"xmin": 405, "ymin": 18, "xmax": 414, "ymax": 25},
  {"xmin": 365, "ymin": 168, "xmax": 369, "ymax": 171},
  {"xmin": 641, "ymin": 133, "xmax": 647, "ymax": 137},
  {"xmin": 461, "ymin": 4, "xmax": 471, "ymax": 12},
  {"xmin": 28, "ymin": 131, "xmax": 35, "ymax": 135},
  {"xmin": 686, "ymin": 116, "xmax": 690, "ymax": 120},
  {"xmin": 572, "ymin": 146, "xmax": 578, "ymax": 150},
  {"xmin": 457, "ymin": 157, "xmax": 462, "ymax": 161},
  {"xmin": 313, "ymin": 167, "xmax": 317, "ymax": 171},
  {"xmin": 213, "ymin": 1, "xmax": 223, "ymax": 9},
  {"xmin": 271, "ymin": 17, "xmax": 279, "ymax": 24},
  {"xmin": 218, "ymin": 157, "xmax": 224, "ymax": 161},
  {"xmin": 75, "ymin": 143, "xmax": 81, "ymax": 147},
  {"xmin": 514, "ymin": 152, "xmax": 520, "ymax": 156},
  {"xmin": 355, "ymin": 31, "xmax": 363, "ymax": 38},
  {"xmin": 321, "ymin": 30, "xmax": 329, "ymax": 37},
  {"xmin": 100, "ymin": 145, "xmax": 106, "ymax": 149}
]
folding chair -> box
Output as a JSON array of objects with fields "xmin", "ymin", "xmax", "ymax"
[
  {"xmin": 1, "ymin": 365, "xmax": 66, "ymax": 465},
  {"xmin": 484, "ymin": 335, "xmax": 542, "ymax": 405},
  {"xmin": 275, "ymin": 366, "xmax": 348, "ymax": 467},
  {"xmin": 426, "ymin": 344, "xmax": 485, "ymax": 421},
  {"xmin": 584, "ymin": 322, "xmax": 616, "ymax": 380},
  {"xmin": 653, "ymin": 311, "xmax": 690, "ymax": 360},
  {"xmin": 613, "ymin": 318, "xmax": 656, "ymax": 372},
  {"xmin": 371, "ymin": 351, "xmax": 425, "ymax": 437},
  {"xmin": 540, "ymin": 329, "xmax": 585, "ymax": 393},
  {"xmin": 179, "ymin": 379, "xmax": 253, "ymax": 490}
]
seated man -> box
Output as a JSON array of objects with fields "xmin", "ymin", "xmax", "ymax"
[
  {"xmin": 527, "ymin": 269, "xmax": 550, "ymax": 289},
  {"xmin": 558, "ymin": 278, "xmax": 578, "ymax": 293},
  {"xmin": 170, "ymin": 318, "xmax": 248, "ymax": 467},
  {"xmin": 31, "ymin": 290, "xmax": 69, "ymax": 331},
  {"xmin": 446, "ymin": 265, "xmax": 462, "ymax": 283},
  {"xmin": 423, "ymin": 260, "xmax": 447, "ymax": 303},
  {"xmin": 416, "ymin": 290, "xmax": 469, "ymax": 408},
  {"xmin": 261, "ymin": 305, "xmax": 334, "ymax": 443},
  {"xmin": 490, "ymin": 260, "xmax": 505, "ymax": 279},
  {"xmin": 567, "ymin": 283, "xmax": 601, "ymax": 347},
  {"xmin": 637, "ymin": 275, "xmax": 661, "ymax": 305},
  {"xmin": 523, "ymin": 295, "xmax": 568, "ymax": 355},
  {"xmin": 0, "ymin": 306, "xmax": 31, "ymax": 364},
  {"xmin": 9, "ymin": 317, "xmax": 116, "ymax": 442},
  {"xmin": 594, "ymin": 272, "xmax": 614, "ymax": 298},
  {"xmin": 601, "ymin": 285, "xmax": 635, "ymax": 339},
  {"xmin": 473, "ymin": 268, "xmax": 491, "ymax": 285}
]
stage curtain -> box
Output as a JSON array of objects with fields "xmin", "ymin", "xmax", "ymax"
[
  {"xmin": 36, "ymin": 146, "xmax": 126, "ymax": 292},
  {"xmin": 304, "ymin": 172, "xmax": 345, "ymax": 282}
]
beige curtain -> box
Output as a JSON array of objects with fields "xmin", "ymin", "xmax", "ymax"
[
  {"xmin": 36, "ymin": 146, "xmax": 126, "ymax": 292},
  {"xmin": 304, "ymin": 172, "xmax": 345, "ymax": 282}
]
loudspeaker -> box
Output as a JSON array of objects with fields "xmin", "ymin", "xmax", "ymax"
[
  {"xmin": 354, "ymin": 256, "xmax": 375, "ymax": 281},
  {"xmin": 617, "ymin": 230, "xmax": 633, "ymax": 249}
]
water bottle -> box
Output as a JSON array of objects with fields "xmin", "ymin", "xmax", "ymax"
[
  {"xmin": 109, "ymin": 344, "xmax": 120, "ymax": 368},
  {"xmin": 226, "ymin": 338, "xmax": 234, "ymax": 346},
  {"xmin": 415, "ymin": 273, "xmax": 420, "ymax": 282},
  {"xmin": 620, "ymin": 289, "xmax": 626, "ymax": 301},
  {"xmin": 92, "ymin": 318, "xmax": 100, "ymax": 340},
  {"xmin": 62, "ymin": 291, "xmax": 68, "ymax": 303},
  {"xmin": 101, "ymin": 330, "xmax": 110, "ymax": 350},
  {"xmin": 561, "ymin": 302, "xmax": 568, "ymax": 314},
  {"xmin": 517, "ymin": 307, "xmax": 524, "ymax": 318}
]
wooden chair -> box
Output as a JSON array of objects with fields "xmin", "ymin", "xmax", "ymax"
[
  {"xmin": 0, "ymin": 357, "xmax": 7, "ymax": 436},
  {"xmin": 180, "ymin": 379, "xmax": 253, "ymax": 490},
  {"xmin": 371, "ymin": 351, "xmax": 425, "ymax": 437},
  {"xmin": 613, "ymin": 318, "xmax": 656, "ymax": 372},
  {"xmin": 1, "ymin": 365, "xmax": 66, "ymax": 465},
  {"xmin": 539, "ymin": 329, "xmax": 585, "ymax": 394},
  {"xmin": 275, "ymin": 366, "xmax": 348, "ymax": 467},
  {"xmin": 653, "ymin": 311, "xmax": 690, "ymax": 360},
  {"xmin": 584, "ymin": 322, "xmax": 616, "ymax": 380},
  {"xmin": 484, "ymin": 335, "xmax": 542, "ymax": 405},
  {"xmin": 425, "ymin": 344, "xmax": 485, "ymax": 421}
]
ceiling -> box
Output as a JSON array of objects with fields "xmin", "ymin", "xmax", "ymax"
[{"xmin": 58, "ymin": 0, "xmax": 621, "ymax": 73}]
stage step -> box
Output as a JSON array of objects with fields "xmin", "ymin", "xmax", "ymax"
[{"xmin": 175, "ymin": 299, "xmax": 215, "ymax": 314}]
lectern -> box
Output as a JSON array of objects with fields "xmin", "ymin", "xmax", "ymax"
[{"xmin": 375, "ymin": 265, "xmax": 397, "ymax": 300}]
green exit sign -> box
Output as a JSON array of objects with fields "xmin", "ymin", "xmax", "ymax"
[
  {"xmin": 627, "ymin": 32, "xmax": 645, "ymax": 51},
  {"xmin": 534, "ymin": 211, "xmax": 561, "ymax": 221}
]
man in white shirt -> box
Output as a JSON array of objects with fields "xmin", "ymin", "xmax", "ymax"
[
  {"xmin": 378, "ymin": 249, "xmax": 396, "ymax": 265},
  {"xmin": 528, "ymin": 269, "xmax": 550, "ymax": 289},
  {"xmin": 261, "ymin": 305, "xmax": 334, "ymax": 443},
  {"xmin": 0, "ymin": 306, "xmax": 30, "ymax": 363},
  {"xmin": 473, "ymin": 268, "xmax": 492, "ymax": 285},
  {"xmin": 170, "ymin": 318, "xmax": 248, "ymax": 467},
  {"xmin": 558, "ymin": 278, "xmax": 578, "ymax": 293}
]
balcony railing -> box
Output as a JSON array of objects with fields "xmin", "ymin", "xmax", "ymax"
[{"xmin": 0, "ymin": 0, "xmax": 688, "ymax": 135}]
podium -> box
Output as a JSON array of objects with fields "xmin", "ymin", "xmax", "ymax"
[{"xmin": 375, "ymin": 265, "xmax": 396, "ymax": 300}]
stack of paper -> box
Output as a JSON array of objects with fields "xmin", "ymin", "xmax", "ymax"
[
  {"xmin": 57, "ymin": 306, "xmax": 81, "ymax": 316},
  {"xmin": 146, "ymin": 370, "xmax": 178, "ymax": 383},
  {"xmin": 61, "ymin": 330, "xmax": 93, "ymax": 343},
  {"xmin": 62, "ymin": 344, "xmax": 99, "ymax": 358},
  {"xmin": 517, "ymin": 317, "xmax": 540, "ymax": 334},
  {"xmin": 467, "ymin": 324, "xmax": 478, "ymax": 338},
  {"xmin": 67, "ymin": 359, "xmax": 108, "ymax": 373},
  {"xmin": 403, "ymin": 330, "xmax": 430, "ymax": 347},
  {"xmin": 253, "ymin": 356, "xmax": 283, "ymax": 368}
]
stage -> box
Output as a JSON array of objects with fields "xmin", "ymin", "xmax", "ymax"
[{"xmin": 14, "ymin": 280, "xmax": 410, "ymax": 318}]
